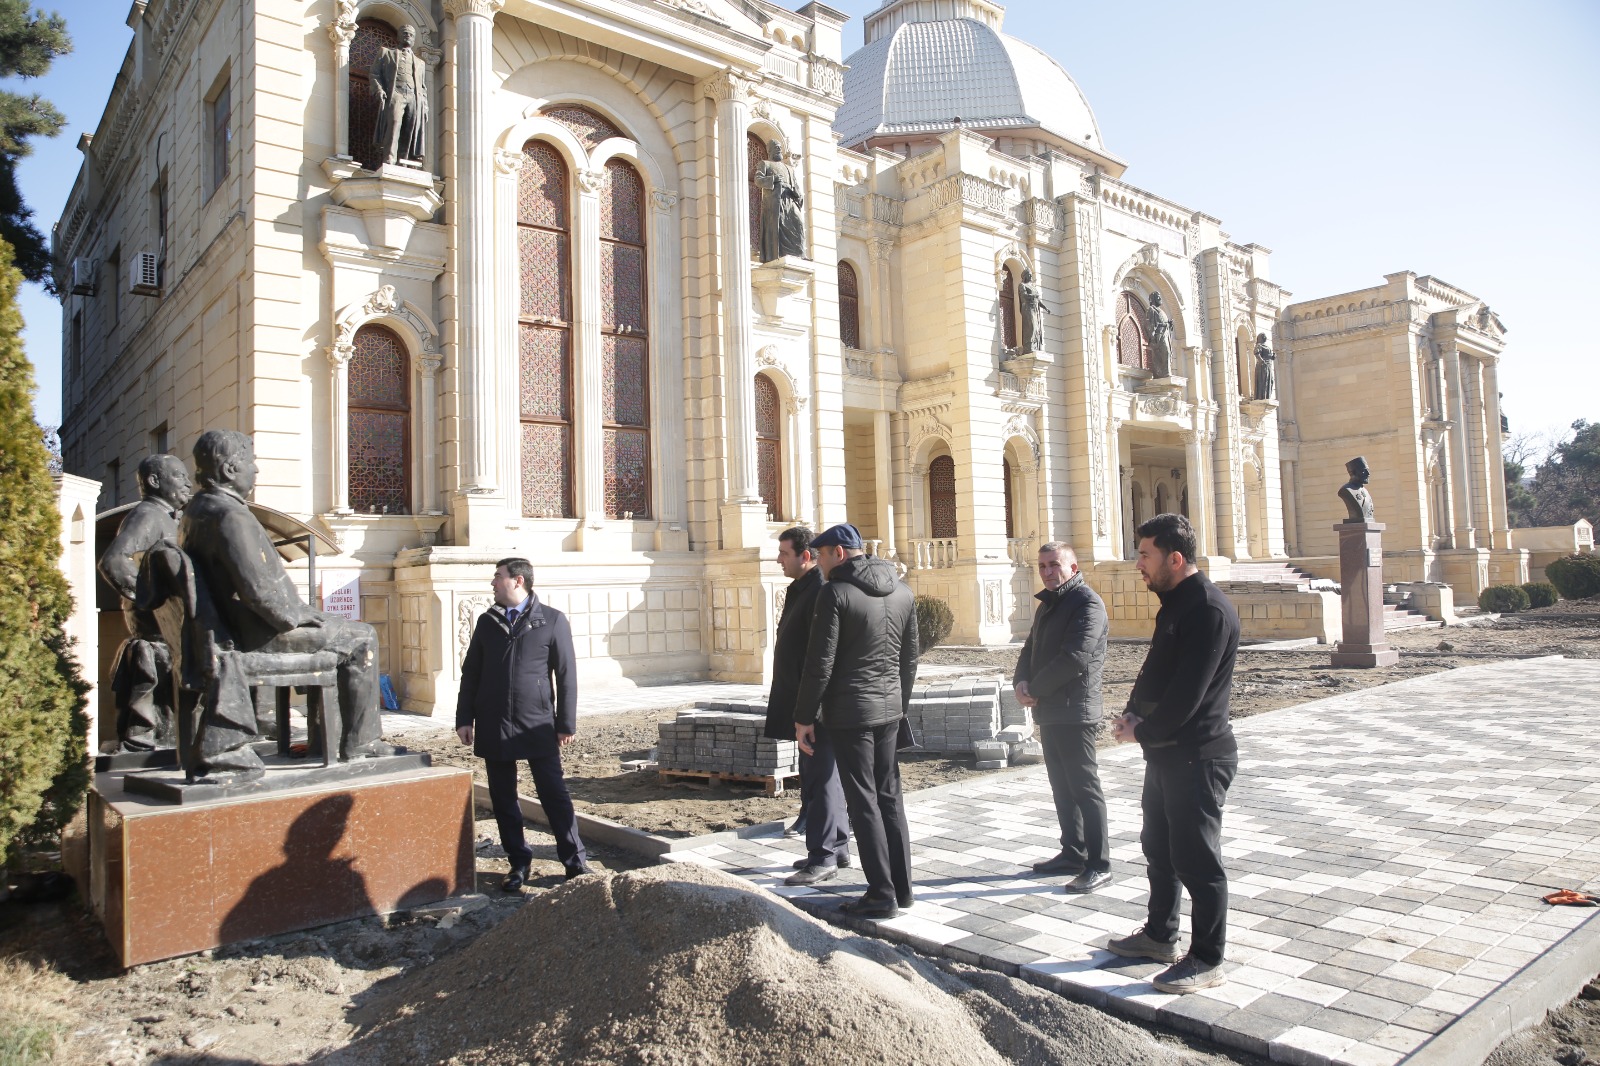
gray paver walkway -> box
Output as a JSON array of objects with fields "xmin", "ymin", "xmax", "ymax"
[{"xmin": 669, "ymin": 657, "xmax": 1600, "ymax": 1066}]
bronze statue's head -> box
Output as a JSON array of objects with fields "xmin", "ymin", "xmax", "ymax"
[
  {"xmin": 1148, "ymin": 291, "xmax": 1162, "ymax": 307},
  {"xmin": 138, "ymin": 453, "xmax": 193, "ymax": 509},
  {"xmin": 1257, "ymin": 332, "xmax": 1268, "ymax": 344},
  {"xmin": 1345, "ymin": 455, "xmax": 1370, "ymax": 485},
  {"xmin": 1021, "ymin": 268, "xmax": 1034, "ymax": 282},
  {"xmin": 768, "ymin": 139, "xmax": 783, "ymax": 161},
  {"xmin": 194, "ymin": 429, "xmax": 258, "ymax": 497},
  {"xmin": 398, "ymin": 24, "xmax": 416, "ymax": 48}
]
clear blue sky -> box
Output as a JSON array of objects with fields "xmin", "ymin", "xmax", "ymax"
[{"xmin": 11, "ymin": 0, "xmax": 1598, "ymax": 453}]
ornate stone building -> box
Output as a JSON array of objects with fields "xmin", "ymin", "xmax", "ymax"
[{"xmin": 55, "ymin": 0, "xmax": 1517, "ymax": 717}]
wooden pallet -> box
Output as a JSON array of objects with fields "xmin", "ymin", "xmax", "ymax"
[{"xmin": 657, "ymin": 767, "xmax": 800, "ymax": 796}]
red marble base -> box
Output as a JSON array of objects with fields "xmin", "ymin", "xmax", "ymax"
[{"xmin": 89, "ymin": 765, "xmax": 474, "ymax": 967}]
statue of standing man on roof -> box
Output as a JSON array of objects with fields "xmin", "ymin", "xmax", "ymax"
[
  {"xmin": 368, "ymin": 24, "xmax": 429, "ymax": 168},
  {"xmin": 755, "ymin": 139, "xmax": 806, "ymax": 263}
]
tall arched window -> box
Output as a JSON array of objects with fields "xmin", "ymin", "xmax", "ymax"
[
  {"xmin": 349, "ymin": 323, "xmax": 410, "ymax": 514},
  {"xmin": 839, "ymin": 260, "xmax": 861, "ymax": 350},
  {"xmin": 540, "ymin": 105, "xmax": 623, "ymax": 150},
  {"xmin": 999, "ymin": 268, "xmax": 1018, "ymax": 351},
  {"xmin": 517, "ymin": 140, "xmax": 574, "ymax": 518},
  {"xmin": 755, "ymin": 374, "xmax": 783, "ymax": 521},
  {"xmin": 1235, "ymin": 330, "xmax": 1252, "ymax": 397},
  {"xmin": 600, "ymin": 158, "xmax": 650, "ymax": 519},
  {"xmin": 1115, "ymin": 291, "xmax": 1149, "ymax": 369},
  {"xmin": 1002, "ymin": 456, "xmax": 1015, "ymax": 539},
  {"xmin": 348, "ymin": 19, "xmax": 398, "ymax": 170},
  {"xmin": 929, "ymin": 455, "xmax": 958, "ymax": 539},
  {"xmin": 747, "ymin": 131, "xmax": 767, "ymax": 258}
]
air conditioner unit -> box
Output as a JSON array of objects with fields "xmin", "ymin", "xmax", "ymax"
[
  {"xmin": 128, "ymin": 251, "xmax": 161, "ymax": 296},
  {"xmin": 69, "ymin": 257, "xmax": 97, "ymax": 296}
]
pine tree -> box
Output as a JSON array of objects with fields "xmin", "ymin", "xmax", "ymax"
[
  {"xmin": 0, "ymin": 239, "xmax": 87, "ymax": 867},
  {"xmin": 0, "ymin": 0, "xmax": 71, "ymax": 287}
]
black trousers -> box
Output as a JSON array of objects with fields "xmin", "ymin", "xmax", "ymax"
[
  {"xmin": 1038, "ymin": 722, "xmax": 1110, "ymax": 872},
  {"xmin": 485, "ymin": 754, "xmax": 587, "ymax": 870},
  {"xmin": 1140, "ymin": 754, "xmax": 1238, "ymax": 966},
  {"xmin": 799, "ymin": 728, "xmax": 851, "ymax": 866},
  {"xmin": 829, "ymin": 722, "xmax": 912, "ymax": 902}
]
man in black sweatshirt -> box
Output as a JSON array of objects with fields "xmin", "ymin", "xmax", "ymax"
[{"xmin": 1109, "ymin": 513, "xmax": 1240, "ymax": 994}]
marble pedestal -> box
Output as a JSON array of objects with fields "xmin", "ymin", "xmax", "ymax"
[
  {"xmin": 1331, "ymin": 521, "xmax": 1399, "ymax": 668},
  {"xmin": 89, "ymin": 764, "xmax": 474, "ymax": 966}
]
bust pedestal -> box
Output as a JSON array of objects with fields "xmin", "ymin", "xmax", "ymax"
[{"xmin": 1331, "ymin": 521, "xmax": 1399, "ymax": 668}]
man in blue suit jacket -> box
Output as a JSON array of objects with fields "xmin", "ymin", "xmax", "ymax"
[{"xmin": 456, "ymin": 557, "xmax": 591, "ymax": 889}]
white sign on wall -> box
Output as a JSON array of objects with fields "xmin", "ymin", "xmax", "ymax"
[{"xmin": 319, "ymin": 569, "xmax": 362, "ymax": 620}]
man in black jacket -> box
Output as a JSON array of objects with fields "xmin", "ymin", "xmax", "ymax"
[
  {"xmin": 456, "ymin": 558, "xmax": 591, "ymax": 889},
  {"xmin": 1013, "ymin": 542, "xmax": 1111, "ymax": 894},
  {"xmin": 793, "ymin": 523, "xmax": 918, "ymax": 919},
  {"xmin": 765, "ymin": 528, "xmax": 851, "ymax": 886},
  {"xmin": 1109, "ymin": 514, "xmax": 1240, "ymax": 994}
]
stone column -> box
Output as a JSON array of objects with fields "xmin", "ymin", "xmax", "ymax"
[
  {"xmin": 444, "ymin": 0, "xmax": 502, "ymax": 496},
  {"xmin": 1442, "ymin": 346, "xmax": 1476, "ymax": 548},
  {"xmin": 327, "ymin": 342, "xmax": 354, "ymax": 514},
  {"xmin": 1182, "ymin": 428, "xmax": 1211, "ymax": 556},
  {"xmin": 873, "ymin": 409, "xmax": 894, "ymax": 557},
  {"xmin": 870, "ymin": 238, "xmax": 894, "ymax": 353},
  {"xmin": 418, "ymin": 350, "xmax": 442, "ymax": 512},
  {"xmin": 575, "ymin": 167, "xmax": 605, "ymax": 531},
  {"xmin": 651, "ymin": 188, "xmax": 688, "ymax": 549}
]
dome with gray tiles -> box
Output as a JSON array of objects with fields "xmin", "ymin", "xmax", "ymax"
[{"xmin": 834, "ymin": 0, "xmax": 1104, "ymax": 155}]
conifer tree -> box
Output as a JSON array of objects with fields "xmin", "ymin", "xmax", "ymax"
[{"xmin": 0, "ymin": 239, "xmax": 87, "ymax": 866}]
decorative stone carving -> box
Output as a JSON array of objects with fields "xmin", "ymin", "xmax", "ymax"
[
  {"xmin": 700, "ymin": 70, "xmax": 751, "ymax": 103},
  {"xmin": 326, "ymin": 342, "xmax": 356, "ymax": 368},
  {"xmin": 323, "ymin": 157, "xmax": 444, "ymax": 252},
  {"xmin": 364, "ymin": 285, "xmax": 400, "ymax": 316},
  {"xmin": 660, "ymin": 0, "xmax": 727, "ymax": 25},
  {"xmin": 1136, "ymin": 391, "xmax": 1183, "ymax": 419},
  {"xmin": 983, "ymin": 580, "xmax": 1004, "ymax": 625},
  {"xmin": 652, "ymin": 188, "xmax": 679, "ymax": 212},
  {"xmin": 492, "ymin": 148, "xmax": 524, "ymax": 175},
  {"xmin": 807, "ymin": 54, "xmax": 846, "ymax": 98},
  {"xmin": 328, "ymin": 0, "xmax": 359, "ymax": 48},
  {"xmin": 441, "ymin": 0, "xmax": 504, "ymax": 17},
  {"xmin": 577, "ymin": 168, "xmax": 605, "ymax": 195},
  {"xmin": 335, "ymin": 287, "xmax": 442, "ymax": 357},
  {"xmin": 457, "ymin": 596, "xmax": 492, "ymax": 662}
]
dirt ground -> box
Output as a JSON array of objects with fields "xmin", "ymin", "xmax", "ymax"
[
  {"xmin": 1, "ymin": 597, "xmax": 1595, "ymax": 1065},
  {"xmin": 396, "ymin": 595, "xmax": 1600, "ymax": 840}
]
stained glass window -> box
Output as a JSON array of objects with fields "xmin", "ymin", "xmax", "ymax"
[
  {"xmin": 755, "ymin": 373, "xmax": 782, "ymax": 521},
  {"xmin": 999, "ymin": 268, "xmax": 1018, "ymax": 351},
  {"xmin": 839, "ymin": 260, "xmax": 861, "ymax": 351},
  {"xmin": 747, "ymin": 132, "xmax": 766, "ymax": 258},
  {"xmin": 540, "ymin": 105, "xmax": 625, "ymax": 151},
  {"xmin": 929, "ymin": 455, "xmax": 958, "ymax": 539},
  {"xmin": 349, "ymin": 324, "xmax": 409, "ymax": 514},
  {"xmin": 518, "ymin": 139, "xmax": 573, "ymax": 517},
  {"xmin": 348, "ymin": 19, "xmax": 398, "ymax": 171},
  {"xmin": 1116, "ymin": 291, "xmax": 1149, "ymax": 369},
  {"xmin": 600, "ymin": 159, "xmax": 650, "ymax": 518}
]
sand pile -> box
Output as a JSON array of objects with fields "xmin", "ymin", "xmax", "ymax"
[{"xmin": 327, "ymin": 863, "xmax": 1010, "ymax": 1066}]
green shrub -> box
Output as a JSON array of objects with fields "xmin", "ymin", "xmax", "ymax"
[
  {"xmin": 913, "ymin": 595, "xmax": 954, "ymax": 657},
  {"xmin": 1522, "ymin": 582, "xmax": 1559, "ymax": 609},
  {"xmin": 1477, "ymin": 584, "xmax": 1530, "ymax": 614},
  {"xmin": 1544, "ymin": 554, "xmax": 1600, "ymax": 601},
  {"xmin": 0, "ymin": 241, "xmax": 89, "ymax": 868}
]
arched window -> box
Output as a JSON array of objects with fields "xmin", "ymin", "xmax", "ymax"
[
  {"xmin": 540, "ymin": 105, "xmax": 624, "ymax": 150},
  {"xmin": 755, "ymin": 373, "xmax": 783, "ymax": 521},
  {"xmin": 838, "ymin": 260, "xmax": 861, "ymax": 351},
  {"xmin": 999, "ymin": 268, "xmax": 1018, "ymax": 351},
  {"xmin": 1002, "ymin": 456, "xmax": 1015, "ymax": 539},
  {"xmin": 348, "ymin": 19, "xmax": 398, "ymax": 170},
  {"xmin": 517, "ymin": 140, "xmax": 574, "ymax": 518},
  {"xmin": 1235, "ymin": 330, "xmax": 1252, "ymax": 397},
  {"xmin": 1155, "ymin": 483, "xmax": 1170, "ymax": 516},
  {"xmin": 1115, "ymin": 291, "xmax": 1149, "ymax": 369},
  {"xmin": 747, "ymin": 132, "xmax": 767, "ymax": 258},
  {"xmin": 600, "ymin": 158, "xmax": 650, "ymax": 519},
  {"xmin": 349, "ymin": 323, "xmax": 410, "ymax": 514},
  {"xmin": 929, "ymin": 455, "xmax": 958, "ymax": 539}
]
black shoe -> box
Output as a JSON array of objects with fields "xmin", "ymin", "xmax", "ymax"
[
  {"xmin": 1062, "ymin": 869, "xmax": 1113, "ymax": 894},
  {"xmin": 1031, "ymin": 851, "xmax": 1084, "ymax": 875},
  {"xmin": 897, "ymin": 891, "xmax": 914, "ymax": 909},
  {"xmin": 564, "ymin": 862, "xmax": 594, "ymax": 881},
  {"xmin": 839, "ymin": 893, "xmax": 899, "ymax": 920},
  {"xmin": 794, "ymin": 853, "xmax": 852, "ymax": 870},
  {"xmin": 784, "ymin": 816, "xmax": 807, "ymax": 838},
  {"xmin": 784, "ymin": 864, "xmax": 838, "ymax": 886},
  {"xmin": 504, "ymin": 865, "xmax": 530, "ymax": 891}
]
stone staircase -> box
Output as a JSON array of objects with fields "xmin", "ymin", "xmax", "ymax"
[{"xmin": 1219, "ymin": 561, "xmax": 1437, "ymax": 633}]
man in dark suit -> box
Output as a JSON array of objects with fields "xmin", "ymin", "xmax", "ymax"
[
  {"xmin": 793, "ymin": 523, "xmax": 918, "ymax": 919},
  {"xmin": 180, "ymin": 430, "xmax": 388, "ymax": 769},
  {"xmin": 1013, "ymin": 541, "xmax": 1111, "ymax": 894},
  {"xmin": 456, "ymin": 557, "xmax": 591, "ymax": 889},
  {"xmin": 765, "ymin": 527, "xmax": 849, "ymax": 886}
]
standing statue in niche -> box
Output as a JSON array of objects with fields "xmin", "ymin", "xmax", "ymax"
[
  {"xmin": 1338, "ymin": 456, "xmax": 1376, "ymax": 524},
  {"xmin": 1145, "ymin": 291, "xmax": 1174, "ymax": 378},
  {"xmin": 755, "ymin": 139, "xmax": 806, "ymax": 262},
  {"xmin": 368, "ymin": 24, "xmax": 428, "ymax": 168},
  {"xmin": 98, "ymin": 454, "xmax": 193, "ymax": 751},
  {"xmin": 1019, "ymin": 268, "xmax": 1051, "ymax": 354},
  {"xmin": 1253, "ymin": 332, "xmax": 1276, "ymax": 400}
]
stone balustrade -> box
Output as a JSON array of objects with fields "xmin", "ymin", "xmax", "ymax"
[{"xmin": 907, "ymin": 538, "xmax": 957, "ymax": 570}]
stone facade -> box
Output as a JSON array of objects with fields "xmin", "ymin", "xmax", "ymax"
[{"xmin": 55, "ymin": 0, "xmax": 1514, "ymax": 721}]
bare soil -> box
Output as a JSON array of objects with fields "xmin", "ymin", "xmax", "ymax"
[{"xmin": 1, "ymin": 597, "xmax": 1593, "ymax": 1065}]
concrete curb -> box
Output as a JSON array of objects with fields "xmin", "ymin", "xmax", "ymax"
[{"xmin": 1402, "ymin": 907, "xmax": 1600, "ymax": 1066}]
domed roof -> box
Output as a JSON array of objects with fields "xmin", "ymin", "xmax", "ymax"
[{"xmin": 834, "ymin": 8, "xmax": 1105, "ymax": 156}]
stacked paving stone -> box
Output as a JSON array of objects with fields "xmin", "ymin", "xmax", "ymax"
[
  {"xmin": 655, "ymin": 701, "xmax": 798, "ymax": 779},
  {"xmin": 904, "ymin": 678, "xmax": 1002, "ymax": 754}
]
